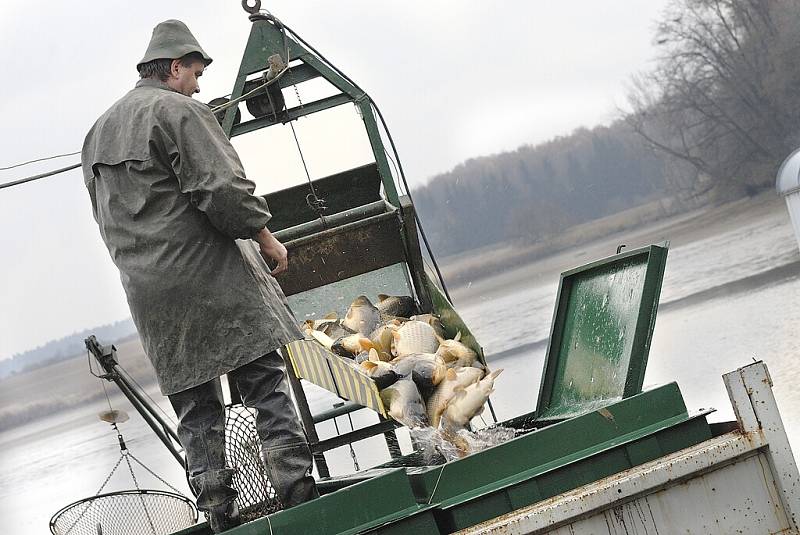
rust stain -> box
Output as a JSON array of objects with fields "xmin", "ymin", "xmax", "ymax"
[{"xmin": 598, "ymin": 408, "xmax": 616, "ymax": 425}]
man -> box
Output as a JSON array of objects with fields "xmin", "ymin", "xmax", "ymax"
[{"xmin": 81, "ymin": 20, "xmax": 318, "ymax": 532}]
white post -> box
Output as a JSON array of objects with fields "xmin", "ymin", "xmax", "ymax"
[{"xmin": 723, "ymin": 361, "xmax": 800, "ymax": 531}]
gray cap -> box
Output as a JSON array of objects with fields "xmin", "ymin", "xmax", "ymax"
[{"xmin": 137, "ymin": 19, "xmax": 212, "ymax": 68}]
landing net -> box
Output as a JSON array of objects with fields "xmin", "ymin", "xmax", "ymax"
[{"xmin": 49, "ymin": 490, "xmax": 196, "ymax": 535}]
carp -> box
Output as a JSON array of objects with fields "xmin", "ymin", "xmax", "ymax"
[
  {"xmin": 409, "ymin": 314, "xmax": 446, "ymax": 339},
  {"xmin": 369, "ymin": 320, "xmax": 401, "ymax": 361},
  {"xmin": 426, "ymin": 366, "xmax": 485, "ymax": 428},
  {"xmin": 435, "ymin": 332, "xmax": 482, "ymax": 368},
  {"xmin": 376, "ymin": 294, "xmax": 419, "ymax": 318},
  {"xmin": 360, "ymin": 350, "xmax": 400, "ymax": 389},
  {"xmin": 342, "ymin": 295, "xmax": 382, "ymax": 335},
  {"xmin": 442, "ymin": 369, "xmax": 503, "ymax": 429},
  {"xmin": 308, "ymin": 329, "xmax": 374, "ymax": 358},
  {"xmin": 380, "ymin": 378, "xmax": 428, "ymax": 428},
  {"xmin": 391, "ymin": 353, "xmax": 447, "ymax": 400},
  {"xmin": 391, "ymin": 320, "xmax": 439, "ymax": 358}
]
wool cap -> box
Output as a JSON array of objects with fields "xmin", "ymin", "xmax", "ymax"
[{"xmin": 137, "ymin": 19, "xmax": 212, "ymax": 68}]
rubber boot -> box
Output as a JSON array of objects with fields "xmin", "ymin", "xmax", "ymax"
[
  {"xmin": 262, "ymin": 442, "xmax": 319, "ymax": 508},
  {"xmin": 190, "ymin": 468, "xmax": 241, "ymax": 533},
  {"xmin": 207, "ymin": 501, "xmax": 241, "ymax": 534}
]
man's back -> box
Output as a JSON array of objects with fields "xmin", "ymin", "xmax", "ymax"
[
  {"xmin": 81, "ymin": 78, "xmax": 302, "ymax": 396},
  {"xmin": 84, "ymin": 80, "xmax": 226, "ymax": 278}
]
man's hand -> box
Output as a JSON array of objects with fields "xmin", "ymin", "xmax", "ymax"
[{"xmin": 254, "ymin": 228, "xmax": 288, "ymax": 276}]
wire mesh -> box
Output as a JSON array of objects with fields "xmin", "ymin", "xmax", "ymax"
[
  {"xmin": 49, "ymin": 490, "xmax": 197, "ymax": 535},
  {"xmin": 224, "ymin": 404, "xmax": 283, "ymax": 522}
]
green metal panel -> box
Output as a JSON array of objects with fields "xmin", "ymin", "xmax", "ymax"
[
  {"xmin": 423, "ymin": 271, "xmax": 486, "ymax": 366},
  {"xmin": 261, "ymin": 163, "xmax": 382, "ymax": 232},
  {"xmin": 227, "ymin": 469, "xmax": 437, "ymax": 535},
  {"xmin": 405, "ymin": 383, "xmax": 703, "ymax": 505},
  {"xmin": 172, "ymin": 469, "xmax": 439, "ymax": 535},
  {"xmin": 536, "ymin": 243, "xmax": 668, "ymax": 420}
]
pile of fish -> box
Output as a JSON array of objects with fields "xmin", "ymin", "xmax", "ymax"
[{"xmin": 301, "ymin": 294, "xmax": 502, "ymax": 441}]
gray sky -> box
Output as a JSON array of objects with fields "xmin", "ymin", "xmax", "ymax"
[{"xmin": 0, "ymin": 1, "xmax": 669, "ymax": 358}]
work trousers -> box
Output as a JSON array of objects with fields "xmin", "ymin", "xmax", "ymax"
[{"xmin": 168, "ymin": 351, "xmax": 318, "ymax": 511}]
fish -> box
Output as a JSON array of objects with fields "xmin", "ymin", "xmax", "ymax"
[
  {"xmin": 369, "ymin": 320, "xmax": 401, "ymax": 361},
  {"xmin": 308, "ymin": 329, "xmax": 336, "ymax": 350},
  {"xmin": 360, "ymin": 350, "xmax": 400, "ymax": 389},
  {"xmin": 410, "ymin": 314, "xmax": 446, "ymax": 339},
  {"xmin": 435, "ymin": 331, "xmax": 482, "ymax": 368},
  {"xmin": 354, "ymin": 351, "xmax": 371, "ymax": 364},
  {"xmin": 342, "ymin": 295, "xmax": 382, "ymax": 335},
  {"xmin": 319, "ymin": 318, "xmax": 355, "ymax": 339},
  {"xmin": 441, "ymin": 369, "xmax": 503, "ymax": 429},
  {"xmin": 390, "ymin": 353, "xmax": 447, "ymax": 399},
  {"xmin": 308, "ymin": 329, "xmax": 374, "ymax": 358},
  {"xmin": 391, "ymin": 320, "xmax": 439, "ymax": 358},
  {"xmin": 331, "ymin": 333, "xmax": 375, "ymax": 359},
  {"xmin": 380, "ymin": 378, "xmax": 428, "ymax": 428},
  {"xmin": 376, "ymin": 294, "xmax": 419, "ymax": 318},
  {"xmin": 426, "ymin": 367, "xmax": 485, "ymax": 428}
]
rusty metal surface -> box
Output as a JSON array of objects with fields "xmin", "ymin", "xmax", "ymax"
[
  {"xmin": 277, "ymin": 212, "xmax": 405, "ymax": 296},
  {"xmin": 458, "ymin": 362, "xmax": 800, "ymax": 535}
]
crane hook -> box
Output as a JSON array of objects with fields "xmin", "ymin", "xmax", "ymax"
[{"xmin": 242, "ymin": 0, "xmax": 261, "ymax": 14}]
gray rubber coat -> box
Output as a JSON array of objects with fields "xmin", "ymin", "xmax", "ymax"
[{"xmin": 82, "ymin": 78, "xmax": 303, "ymax": 395}]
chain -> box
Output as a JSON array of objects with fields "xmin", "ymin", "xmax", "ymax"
[
  {"xmin": 125, "ymin": 453, "xmax": 158, "ymax": 535},
  {"xmin": 346, "ymin": 412, "xmax": 360, "ymax": 471},
  {"xmin": 289, "ymin": 121, "xmax": 328, "ymax": 226},
  {"xmin": 127, "ymin": 452, "xmax": 184, "ymax": 494}
]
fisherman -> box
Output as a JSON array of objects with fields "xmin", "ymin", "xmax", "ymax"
[{"xmin": 81, "ymin": 20, "xmax": 318, "ymax": 532}]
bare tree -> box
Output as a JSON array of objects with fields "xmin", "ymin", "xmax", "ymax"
[{"xmin": 626, "ymin": 0, "xmax": 800, "ymax": 197}]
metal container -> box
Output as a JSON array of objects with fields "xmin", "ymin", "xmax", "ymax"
[{"xmin": 776, "ymin": 147, "xmax": 800, "ymax": 252}]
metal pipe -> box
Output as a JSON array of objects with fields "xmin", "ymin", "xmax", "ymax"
[
  {"xmin": 273, "ymin": 200, "xmax": 388, "ymax": 243},
  {"xmin": 113, "ymin": 367, "xmax": 181, "ymax": 445},
  {"xmin": 312, "ymin": 401, "xmax": 364, "ymax": 424},
  {"xmin": 113, "ymin": 376, "xmax": 186, "ymax": 468},
  {"xmin": 86, "ymin": 337, "xmax": 185, "ymax": 469}
]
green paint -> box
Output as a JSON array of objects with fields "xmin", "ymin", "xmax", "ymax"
[{"xmin": 537, "ymin": 244, "xmax": 668, "ymax": 419}]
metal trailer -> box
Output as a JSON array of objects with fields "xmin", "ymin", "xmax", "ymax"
[
  {"xmin": 165, "ymin": 361, "xmax": 799, "ymax": 535},
  {"xmin": 460, "ymin": 361, "xmax": 800, "ymax": 535}
]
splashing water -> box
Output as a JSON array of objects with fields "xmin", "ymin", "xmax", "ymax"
[{"xmin": 410, "ymin": 425, "xmax": 519, "ymax": 464}]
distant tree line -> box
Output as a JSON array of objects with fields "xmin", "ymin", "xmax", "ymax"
[
  {"xmin": 0, "ymin": 318, "xmax": 137, "ymax": 379},
  {"xmin": 414, "ymin": 0, "xmax": 799, "ymax": 258},
  {"xmin": 414, "ymin": 123, "xmax": 679, "ymax": 256}
]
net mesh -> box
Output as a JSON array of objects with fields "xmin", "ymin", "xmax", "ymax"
[
  {"xmin": 224, "ymin": 404, "xmax": 283, "ymax": 522},
  {"xmin": 49, "ymin": 490, "xmax": 196, "ymax": 535}
]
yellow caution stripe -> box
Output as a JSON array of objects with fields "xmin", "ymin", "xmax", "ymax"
[{"xmin": 286, "ymin": 340, "xmax": 386, "ymax": 417}]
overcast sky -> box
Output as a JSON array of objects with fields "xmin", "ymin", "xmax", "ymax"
[{"xmin": 0, "ymin": 1, "xmax": 670, "ymax": 359}]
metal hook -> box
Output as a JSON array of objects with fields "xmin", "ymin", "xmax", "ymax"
[{"xmin": 241, "ymin": 0, "xmax": 261, "ymax": 14}]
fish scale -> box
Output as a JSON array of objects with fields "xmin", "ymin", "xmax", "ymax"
[{"xmin": 391, "ymin": 320, "xmax": 439, "ymax": 358}]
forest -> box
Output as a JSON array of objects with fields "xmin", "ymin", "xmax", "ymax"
[{"xmin": 414, "ymin": 0, "xmax": 800, "ymax": 258}]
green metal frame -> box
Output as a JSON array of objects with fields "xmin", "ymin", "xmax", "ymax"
[
  {"xmin": 221, "ymin": 15, "xmax": 399, "ymax": 204},
  {"xmin": 405, "ymin": 382, "xmax": 712, "ymax": 532},
  {"xmin": 171, "ymin": 469, "xmax": 440, "ymax": 535},
  {"xmin": 211, "ymin": 13, "xmax": 471, "ymax": 478},
  {"xmin": 535, "ymin": 243, "xmax": 669, "ymax": 420}
]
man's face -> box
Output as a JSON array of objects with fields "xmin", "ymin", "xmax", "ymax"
[{"xmin": 167, "ymin": 58, "xmax": 205, "ymax": 97}]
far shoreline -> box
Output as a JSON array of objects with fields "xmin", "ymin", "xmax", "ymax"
[{"xmin": 447, "ymin": 191, "xmax": 790, "ymax": 306}]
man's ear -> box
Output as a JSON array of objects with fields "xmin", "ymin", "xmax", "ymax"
[{"xmin": 170, "ymin": 58, "xmax": 183, "ymax": 78}]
